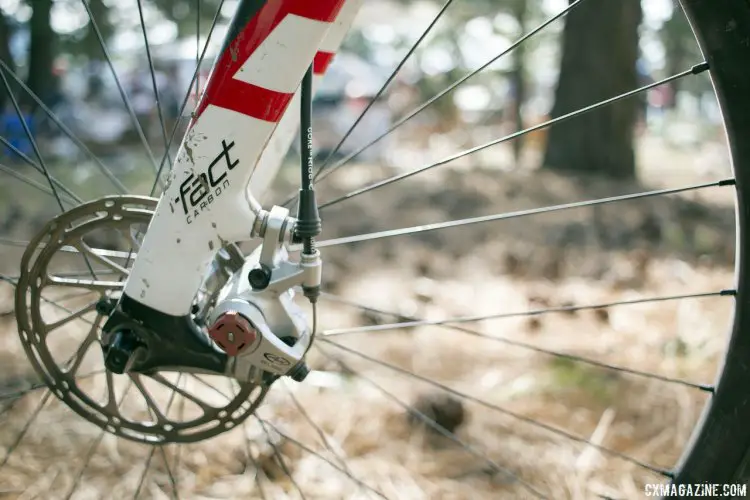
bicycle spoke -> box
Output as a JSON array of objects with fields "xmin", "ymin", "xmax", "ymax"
[
  {"xmin": 0, "ymin": 75, "xmax": 100, "ymax": 280},
  {"xmin": 314, "ymin": 0, "xmax": 590, "ymax": 187},
  {"xmin": 202, "ymin": 379, "xmax": 381, "ymax": 499},
  {"xmin": 320, "ymin": 290, "xmax": 727, "ymax": 390},
  {"xmin": 64, "ymin": 434, "xmax": 106, "ymax": 499},
  {"xmin": 0, "ymin": 138, "xmax": 83, "ymax": 205},
  {"xmin": 158, "ymin": 376, "xmax": 183, "ymax": 500},
  {"xmin": 67, "ymin": 323, "xmax": 100, "ymax": 376},
  {"xmin": 4, "ymin": 270, "xmax": 122, "ymax": 283},
  {"xmin": 51, "ymin": 290, "xmax": 100, "ymax": 303},
  {"xmin": 0, "ymin": 59, "xmax": 127, "ymax": 194},
  {"xmin": 79, "ymin": 0, "xmax": 159, "ymax": 177},
  {"xmin": 133, "ymin": 447, "xmax": 157, "ymax": 500},
  {"xmin": 320, "ymin": 338, "xmax": 673, "ymax": 478},
  {"xmin": 148, "ymin": 373, "xmax": 213, "ymax": 413},
  {"xmin": 0, "ymin": 136, "xmax": 37, "ymax": 168},
  {"xmin": 136, "ymin": 0, "xmax": 172, "ymax": 167},
  {"xmin": 131, "ymin": 374, "xmax": 170, "ymax": 424},
  {"xmin": 281, "ymin": 382, "xmax": 379, "ymax": 499},
  {"xmin": 0, "ymin": 163, "xmax": 79, "ymax": 206},
  {"xmin": 315, "ymin": 0, "xmax": 458, "ymax": 177},
  {"xmin": 247, "ymin": 439, "xmax": 269, "ymax": 500},
  {"xmin": 282, "ymin": 383, "xmax": 348, "ymax": 469},
  {"xmin": 228, "ymin": 382, "xmax": 268, "ymax": 500},
  {"xmin": 76, "ymin": 241, "xmax": 130, "ymax": 277},
  {"xmin": 172, "ymin": 378, "xmax": 186, "ymax": 497},
  {"xmin": 64, "ymin": 380, "xmax": 134, "ymax": 500},
  {"xmin": 258, "ymin": 416, "xmax": 392, "ymax": 500},
  {"xmin": 0, "ymin": 240, "xmax": 135, "ymax": 271},
  {"xmin": 0, "ymin": 68, "xmax": 66, "ymax": 213},
  {"xmin": 188, "ymin": 373, "xmax": 227, "ymax": 399},
  {"xmin": 314, "ymin": 347, "xmax": 546, "ymax": 498},
  {"xmin": 311, "ymin": 179, "xmax": 733, "ymax": 248},
  {"xmin": 133, "ymin": 373, "xmax": 183, "ymax": 499},
  {"xmin": 149, "ymin": 0, "xmax": 226, "ymax": 196},
  {"xmin": 0, "ymin": 390, "xmax": 53, "ymax": 470},
  {"xmin": 46, "ymin": 276, "xmax": 124, "ymax": 293},
  {"xmin": 323, "ymin": 290, "xmax": 728, "ymax": 337},
  {"xmin": 196, "ymin": 0, "xmax": 201, "ymax": 97},
  {"xmin": 320, "ymin": 64, "xmax": 709, "ymax": 209},
  {"xmin": 0, "ymin": 370, "xmax": 105, "ymax": 402},
  {"xmin": 45, "ymin": 301, "xmax": 98, "ymax": 332},
  {"xmin": 159, "ymin": 444, "xmax": 179, "ymax": 500},
  {"xmin": 255, "ymin": 416, "xmax": 308, "ymax": 500}
]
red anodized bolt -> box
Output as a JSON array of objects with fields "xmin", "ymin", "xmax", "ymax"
[{"xmin": 208, "ymin": 311, "xmax": 257, "ymax": 357}]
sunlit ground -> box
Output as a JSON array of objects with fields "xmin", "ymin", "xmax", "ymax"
[{"xmin": 0, "ymin": 129, "xmax": 737, "ymax": 499}]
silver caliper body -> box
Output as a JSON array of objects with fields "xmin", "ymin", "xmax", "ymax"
[{"xmin": 208, "ymin": 205, "xmax": 321, "ymax": 383}]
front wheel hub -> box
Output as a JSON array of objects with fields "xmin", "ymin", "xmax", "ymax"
[
  {"xmin": 103, "ymin": 329, "xmax": 143, "ymax": 374},
  {"xmin": 208, "ymin": 310, "xmax": 257, "ymax": 356}
]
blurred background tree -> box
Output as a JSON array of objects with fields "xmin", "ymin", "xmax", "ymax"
[
  {"xmin": 660, "ymin": 0, "xmax": 700, "ymax": 108},
  {"xmin": 542, "ymin": 0, "xmax": 643, "ymax": 180},
  {"xmin": 0, "ymin": 0, "xmax": 714, "ymax": 176}
]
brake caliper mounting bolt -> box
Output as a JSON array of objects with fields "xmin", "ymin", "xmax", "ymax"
[{"xmin": 248, "ymin": 264, "xmax": 272, "ymax": 290}]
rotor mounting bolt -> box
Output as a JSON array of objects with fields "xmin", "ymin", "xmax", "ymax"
[
  {"xmin": 208, "ymin": 311, "xmax": 257, "ymax": 357},
  {"xmin": 95, "ymin": 298, "xmax": 116, "ymax": 316},
  {"xmin": 248, "ymin": 264, "xmax": 272, "ymax": 290}
]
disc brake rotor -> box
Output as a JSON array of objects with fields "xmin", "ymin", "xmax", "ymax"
[{"xmin": 15, "ymin": 195, "xmax": 267, "ymax": 444}]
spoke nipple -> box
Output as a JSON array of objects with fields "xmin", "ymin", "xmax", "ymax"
[
  {"xmin": 691, "ymin": 61, "xmax": 709, "ymax": 74},
  {"xmin": 719, "ymin": 178, "xmax": 736, "ymax": 187},
  {"xmin": 720, "ymin": 289, "xmax": 737, "ymax": 296}
]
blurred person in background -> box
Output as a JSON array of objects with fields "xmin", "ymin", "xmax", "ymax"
[
  {"xmin": 37, "ymin": 59, "xmax": 70, "ymax": 138},
  {"xmin": 128, "ymin": 69, "xmax": 154, "ymax": 141},
  {"xmin": 159, "ymin": 64, "xmax": 181, "ymax": 133},
  {"xmin": 1, "ymin": 102, "xmax": 35, "ymax": 160}
]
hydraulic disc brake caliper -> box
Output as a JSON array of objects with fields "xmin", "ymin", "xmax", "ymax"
[
  {"xmin": 207, "ymin": 64, "xmax": 323, "ymax": 384},
  {"xmin": 206, "ymin": 204, "xmax": 321, "ymax": 383},
  {"xmin": 100, "ymin": 65, "xmax": 322, "ymax": 384}
]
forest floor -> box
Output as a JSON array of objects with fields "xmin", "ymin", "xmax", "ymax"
[{"xmin": 0, "ymin": 134, "xmax": 738, "ymax": 499}]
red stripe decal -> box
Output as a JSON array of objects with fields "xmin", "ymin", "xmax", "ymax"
[
  {"xmin": 314, "ymin": 51, "xmax": 336, "ymax": 75},
  {"xmin": 195, "ymin": 0, "xmax": 346, "ymax": 122}
]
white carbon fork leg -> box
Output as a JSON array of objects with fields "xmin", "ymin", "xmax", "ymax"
[
  {"xmin": 249, "ymin": 0, "xmax": 363, "ymax": 204},
  {"xmin": 124, "ymin": 1, "xmax": 362, "ymax": 317}
]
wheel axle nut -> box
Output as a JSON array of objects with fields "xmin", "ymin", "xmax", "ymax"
[
  {"xmin": 208, "ymin": 311, "xmax": 257, "ymax": 357},
  {"xmin": 103, "ymin": 329, "xmax": 141, "ymax": 374}
]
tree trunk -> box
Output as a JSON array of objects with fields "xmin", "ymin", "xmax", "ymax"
[
  {"xmin": 510, "ymin": 0, "xmax": 528, "ymax": 164},
  {"xmin": 542, "ymin": 0, "xmax": 642, "ymax": 180},
  {"xmin": 81, "ymin": 0, "xmax": 113, "ymax": 100},
  {"xmin": 662, "ymin": 0, "xmax": 691, "ymax": 109},
  {"xmin": 82, "ymin": 0, "xmax": 112, "ymax": 59},
  {"xmin": 26, "ymin": 0, "xmax": 55, "ymax": 108},
  {"xmin": 0, "ymin": 10, "xmax": 14, "ymax": 109}
]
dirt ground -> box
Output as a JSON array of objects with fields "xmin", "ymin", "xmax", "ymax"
[{"xmin": 0, "ymin": 135, "xmax": 739, "ymax": 499}]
